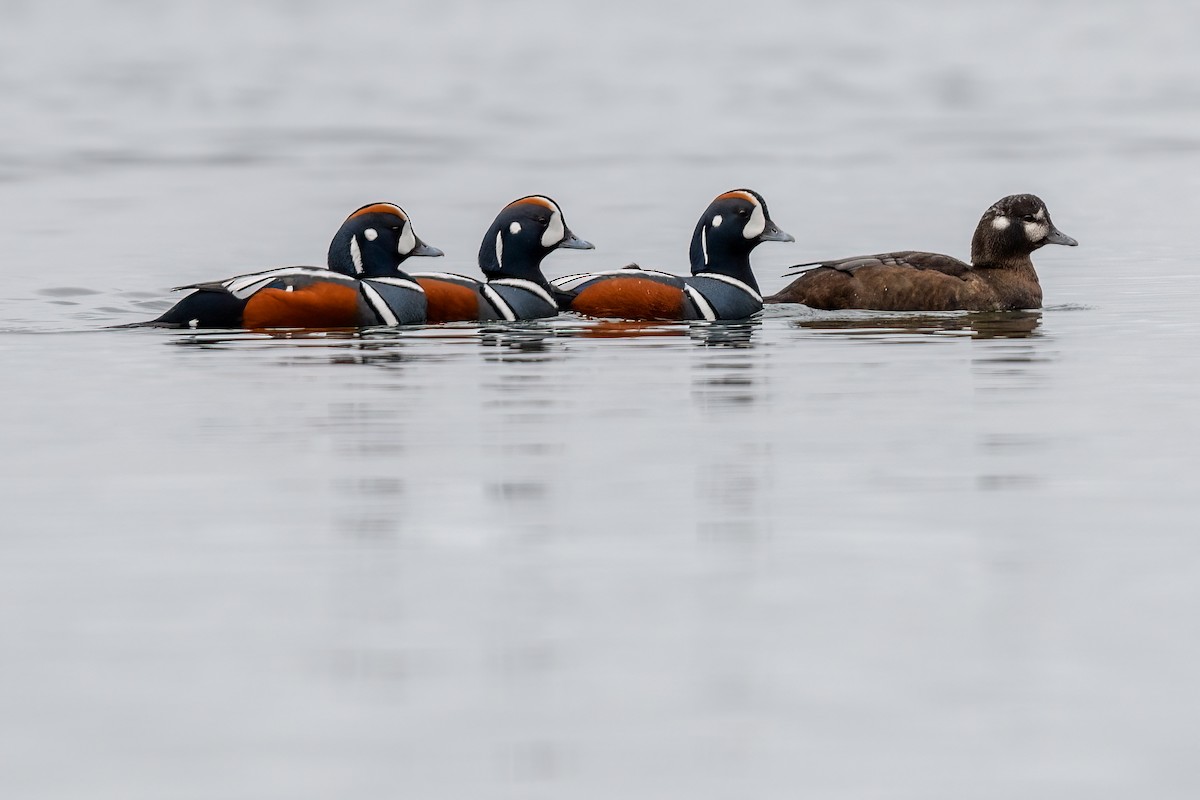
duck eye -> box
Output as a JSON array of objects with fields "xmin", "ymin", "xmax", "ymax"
[{"xmin": 1021, "ymin": 214, "xmax": 1036, "ymax": 223}]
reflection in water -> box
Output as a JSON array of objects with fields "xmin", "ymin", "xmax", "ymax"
[
  {"xmin": 690, "ymin": 320, "xmax": 759, "ymax": 348},
  {"xmin": 792, "ymin": 310, "xmax": 1042, "ymax": 340},
  {"xmin": 155, "ymin": 317, "xmax": 762, "ymax": 362},
  {"xmin": 690, "ymin": 325, "xmax": 770, "ymax": 543},
  {"xmin": 570, "ymin": 320, "xmax": 688, "ymax": 339}
]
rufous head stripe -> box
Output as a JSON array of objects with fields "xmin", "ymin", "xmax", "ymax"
[
  {"xmin": 348, "ymin": 203, "xmax": 408, "ymax": 221},
  {"xmin": 505, "ymin": 196, "xmax": 558, "ymax": 213},
  {"xmin": 715, "ymin": 190, "xmax": 760, "ymax": 206}
]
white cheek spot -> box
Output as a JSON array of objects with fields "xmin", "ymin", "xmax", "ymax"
[
  {"xmin": 397, "ymin": 223, "xmax": 416, "ymax": 256},
  {"xmin": 1035, "ymin": 208, "xmax": 1046, "ymax": 221},
  {"xmin": 712, "ymin": 215, "xmax": 723, "ymax": 228},
  {"xmin": 541, "ymin": 209, "xmax": 565, "ymax": 248},
  {"xmin": 495, "ymin": 230, "xmax": 504, "ymax": 267},
  {"xmin": 364, "ymin": 228, "xmax": 378, "ymax": 242},
  {"xmin": 509, "ymin": 221, "xmax": 522, "ymax": 235},
  {"xmin": 1024, "ymin": 221, "xmax": 1050, "ymax": 241},
  {"xmin": 742, "ymin": 202, "xmax": 766, "ymax": 239},
  {"xmin": 349, "ymin": 236, "xmax": 364, "ymax": 273},
  {"xmin": 992, "ymin": 216, "xmax": 1010, "ymax": 231},
  {"xmin": 701, "ymin": 226, "xmax": 709, "ymax": 265}
]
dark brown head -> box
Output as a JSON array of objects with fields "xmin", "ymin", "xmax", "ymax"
[{"xmin": 970, "ymin": 195, "xmax": 1077, "ymax": 267}]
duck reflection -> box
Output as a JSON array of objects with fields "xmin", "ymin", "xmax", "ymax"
[{"xmin": 792, "ymin": 310, "xmax": 1042, "ymax": 340}]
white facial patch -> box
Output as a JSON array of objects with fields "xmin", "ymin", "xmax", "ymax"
[
  {"xmin": 712, "ymin": 215, "xmax": 723, "ymax": 228},
  {"xmin": 742, "ymin": 201, "xmax": 766, "ymax": 239},
  {"xmin": 541, "ymin": 207, "xmax": 565, "ymax": 248},
  {"xmin": 992, "ymin": 216, "xmax": 1010, "ymax": 231},
  {"xmin": 1024, "ymin": 221, "xmax": 1050, "ymax": 242},
  {"xmin": 495, "ymin": 230, "xmax": 504, "ymax": 267},
  {"xmin": 397, "ymin": 222, "xmax": 416, "ymax": 256},
  {"xmin": 701, "ymin": 226, "xmax": 709, "ymax": 265},
  {"xmin": 364, "ymin": 228, "xmax": 378, "ymax": 242},
  {"xmin": 510, "ymin": 221, "xmax": 522, "ymax": 235},
  {"xmin": 1035, "ymin": 208, "xmax": 1046, "ymax": 221},
  {"xmin": 349, "ymin": 236, "xmax": 364, "ymax": 273}
]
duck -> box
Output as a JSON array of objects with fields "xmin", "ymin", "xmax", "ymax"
[
  {"xmin": 552, "ymin": 189, "xmax": 793, "ymax": 321},
  {"xmin": 145, "ymin": 202, "xmax": 442, "ymax": 328},
  {"xmin": 408, "ymin": 195, "xmax": 593, "ymax": 322},
  {"xmin": 764, "ymin": 194, "xmax": 1077, "ymax": 311}
]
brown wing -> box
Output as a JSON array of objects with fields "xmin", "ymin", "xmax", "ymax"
[
  {"xmin": 789, "ymin": 251, "xmax": 972, "ymax": 278},
  {"xmin": 766, "ymin": 251, "xmax": 994, "ymax": 311}
]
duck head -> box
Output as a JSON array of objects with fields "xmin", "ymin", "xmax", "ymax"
[
  {"xmin": 971, "ymin": 194, "xmax": 1077, "ymax": 266},
  {"xmin": 478, "ymin": 195, "xmax": 593, "ymax": 285},
  {"xmin": 689, "ymin": 189, "xmax": 793, "ymax": 291},
  {"xmin": 327, "ymin": 202, "xmax": 443, "ymax": 278}
]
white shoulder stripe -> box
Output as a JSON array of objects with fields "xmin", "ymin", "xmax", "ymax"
[
  {"xmin": 480, "ymin": 284, "xmax": 517, "ymax": 321},
  {"xmin": 683, "ymin": 284, "xmax": 717, "ymax": 321},
  {"xmin": 697, "ymin": 273, "xmax": 763, "ymax": 303},
  {"xmin": 489, "ymin": 278, "xmax": 556, "ymax": 307},
  {"xmin": 359, "ymin": 282, "xmax": 399, "ymax": 326}
]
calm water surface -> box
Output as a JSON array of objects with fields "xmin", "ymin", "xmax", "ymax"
[{"xmin": 3, "ymin": 1, "xmax": 1200, "ymax": 798}]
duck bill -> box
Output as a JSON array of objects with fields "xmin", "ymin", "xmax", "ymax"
[
  {"xmin": 556, "ymin": 230, "xmax": 595, "ymax": 250},
  {"xmin": 410, "ymin": 240, "xmax": 444, "ymax": 257},
  {"xmin": 1045, "ymin": 227, "xmax": 1078, "ymax": 247},
  {"xmin": 758, "ymin": 221, "xmax": 795, "ymax": 243}
]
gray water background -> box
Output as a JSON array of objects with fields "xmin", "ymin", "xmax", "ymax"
[{"xmin": 3, "ymin": 1, "xmax": 1200, "ymax": 797}]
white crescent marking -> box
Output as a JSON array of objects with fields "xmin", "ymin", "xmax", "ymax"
[
  {"xmin": 742, "ymin": 201, "xmax": 765, "ymax": 239},
  {"xmin": 541, "ymin": 208, "xmax": 565, "ymax": 247},
  {"xmin": 397, "ymin": 222, "xmax": 416, "ymax": 256}
]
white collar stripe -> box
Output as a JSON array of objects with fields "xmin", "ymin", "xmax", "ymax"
[
  {"xmin": 697, "ymin": 273, "xmax": 763, "ymax": 303},
  {"xmin": 490, "ymin": 278, "xmax": 556, "ymax": 307},
  {"xmin": 366, "ymin": 277, "xmax": 424, "ymax": 293}
]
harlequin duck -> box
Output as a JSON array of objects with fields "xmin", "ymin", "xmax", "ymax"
[
  {"xmin": 764, "ymin": 194, "xmax": 1077, "ymax": 311},
  {"xmin": 552, "ymin": 189, "xmax": 793, "ymax": 321},
  {"xmin": 146, "ymin": 202, "xmax": 442, "ymax": 328},
  {"xmin": 408, "ymin": 195, "xmax": 593, "ymax": 322}
]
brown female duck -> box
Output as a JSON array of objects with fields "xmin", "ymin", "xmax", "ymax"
[{"xmin": 764, "ymin": 194, "xmax": 1077, "ymax": 311}]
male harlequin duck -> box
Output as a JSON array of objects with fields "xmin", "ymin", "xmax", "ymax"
[
  {"xmin": 552, "ymin": 189, "xmax": 793, "ymax": 321},
  {"xmin": 408, "ymin": 195, "xmax": 593, "ymax": 322},
  {"xmin": 764, "ymin": 194, "xmax": 1077, "ymax": 312},
  {"xmin": 146, "ymin": 203, "xmax": 442, "ymax": 328}
]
